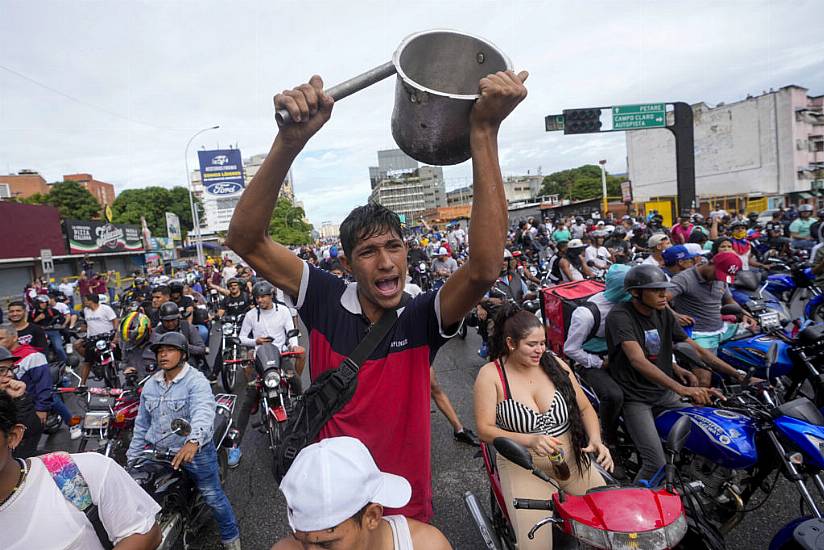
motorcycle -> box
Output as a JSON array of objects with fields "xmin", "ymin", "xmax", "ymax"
[
  {"xmin": 652, "ymin": 342, "xmax": 824, "ymax": 545},
  {"xmin": 716, "ymin": 302, "xmax": 824, "ymax": 406},
  {"xmin": 207, "ymin": 288, "xmax": 222, "ymax": 313},
  {"xmin": 60, "ymin": 371, "xmax": 145, "ymax": 463},
  {"xmin": 127, "ymin": 400, "xmax": 237, "ymax": 550},
  {"xmin": 764, "ymin": 260, "xmax": 823, "ymax": 322},
  {"xmin": 412, "ymin": 261, "xmax": 431, "ymax": 292},
  {"xmin": 84, "ymin": 331, "xmax": 121, "ymax": 389},
  {"xmin": 464, "ymin": 419, "xmax": 721, "ymax": 549},
  {"xmin": 217, "ymin": 314, "xmax": 244, "ymax": 392},
  {"xmin": 43, "ymin": 356, "xmax": 82, "ymax": 436},
  {"xmin": 250, "ymin": 335, "xmax": 303, "ymax": 477}
]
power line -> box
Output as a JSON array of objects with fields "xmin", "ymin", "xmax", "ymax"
[{"xmin": 0, "ymin": 63, "xmax": 171, "ymax": 130}]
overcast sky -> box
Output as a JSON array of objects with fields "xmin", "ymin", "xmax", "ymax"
[{"xmin": 2, "ymin": 0, "xmax": 822, "ymax": 224}]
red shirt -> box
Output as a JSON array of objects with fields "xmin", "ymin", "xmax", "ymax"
[
  {"xmin": 294, "ymin": 264, "xmax": 452, "ymax": 522},
  {"xmin": 671, "ymin": 223, "xmax": 694, "ymax": 244}
]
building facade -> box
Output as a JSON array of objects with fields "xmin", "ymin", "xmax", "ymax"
[
  {"xmin": 626, "ymin": 85, "xmax": 824, "ymax": 206},
  {"xmin": 370, "ymin": 166, "xmax": 446, "ymax": 222},
  {"xmin": 368, "ymin": 149, "xmax": 419, "ymax": 188},
  {"xmin": 0, "ymin": 170, "xmax": 49, "ymax": 199},
  {"xmin": 319, "ymin": 221, "xmax": 340, "ymax": 239},
  {"xmin": 62, "ymin": 173, "xmax": 116, "ymax": 207}
]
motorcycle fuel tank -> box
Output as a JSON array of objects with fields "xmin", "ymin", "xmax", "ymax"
[
  {"xmin": 656, "ymin": 407, "xmax": 758, "ymax": 470},
  {"xmin": 718, "ymin": 334, "xmax": 794, "ymax": 378}
]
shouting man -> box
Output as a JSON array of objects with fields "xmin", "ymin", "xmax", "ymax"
[{"xmin": 227, "ymin": 70, "xmax": 528, "ymax": 521}]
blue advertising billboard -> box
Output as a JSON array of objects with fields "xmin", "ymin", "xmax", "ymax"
[{"xmin": 197, "ymin": 149, "xmax": 245, "ymax": 196}]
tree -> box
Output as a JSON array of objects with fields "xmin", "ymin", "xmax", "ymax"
[
  {"xmin": 23, "ymin": 181, "xmax": 101, "ymax": 220},
  {"xmin": 540, "ymin": 165, "xmax": 624, "ymax": 202},
  {"xmin": 111, "ymin": 186, "xmax": 203, "ymax": 238},
  {"xmin": 268, "ymin": 198, "xmax": 313, "ymax": 245}
]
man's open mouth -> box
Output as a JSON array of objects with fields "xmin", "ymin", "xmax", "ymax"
[{"xmin": 375, "ymin": 276, "xmax": 400, "ymax": 297}]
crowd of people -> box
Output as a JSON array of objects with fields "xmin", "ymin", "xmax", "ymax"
[{"xmin": 1, "ymin": 67, "xmax": 823, "ymax": 550}]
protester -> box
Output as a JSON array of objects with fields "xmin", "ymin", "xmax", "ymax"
[
  {"xmin": 474, "ymin": 305, "xmax": 610, "ymax": 549},
  {"xmin": 7, "ymin": 301, "xmax": 47, "ymax": 352},
  {"xmin": 77, "ymin": 294, "xmax": 119, "ymax": 386},
  {"xmin": 227, "ymin": 69, "xmax": 528, "ymax": 521}
]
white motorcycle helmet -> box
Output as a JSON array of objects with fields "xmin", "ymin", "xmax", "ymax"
[{"xmin": 98, "ymin": 293, "xmax": 109, "ymax": 305}]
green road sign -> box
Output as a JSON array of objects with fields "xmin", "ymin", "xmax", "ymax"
[
  {"xmin": 612, "ymin": 103, "xmax": 666, "ymax": 130},
  {"xmin": 545, "ymin": 114, "xmax": 565, "ymax": 132}
]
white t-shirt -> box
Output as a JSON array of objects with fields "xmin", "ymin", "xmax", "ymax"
[
  {"xmin": 222, "ymin": 266, "xmax": 238, "ymax": 280},
  {"xmin": 54, "ymin": 302, "xmax": 71, "ymax": 316},
  {"xmin": 642, "ymin": 255, "xmax": 662, "ymax": 267},
  {"xmin": 0, "ymin": 453, "xmax": 160, "ymax": 550},
  {"xmin": 58, "ymin": 282, "xmax": 77, "ymax": 297},
  {"xmin": 83, "ymin": 304, "xmax": 117, "ymax": 337}
]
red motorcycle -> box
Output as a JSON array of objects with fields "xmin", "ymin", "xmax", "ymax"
[
  {"xmin": 465, "ymin": 416, "xmax": 725, "ymax": 549},
  {"xmin": 59, "ymin": 371, "xmax": 144, "ymax": 463}
]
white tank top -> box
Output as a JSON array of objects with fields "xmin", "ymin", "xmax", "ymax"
[{"xmin": 384, "ymin": 515, "xmax": 414, "ymax": 550}]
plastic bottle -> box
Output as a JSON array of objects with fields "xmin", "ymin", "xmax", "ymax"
[{"xmin": 548, "ymin": 448, "xmax": 570, "ymax": 481}]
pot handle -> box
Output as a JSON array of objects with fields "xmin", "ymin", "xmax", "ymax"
[{"xmin": 276, "ymin": 61, "xmax": 397, "ymax": 126}]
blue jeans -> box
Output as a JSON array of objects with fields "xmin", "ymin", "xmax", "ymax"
[
  {"xmin": 52, "ymin": 393, "xmax": 73, "ymax": 425},
  {"xmin": 183, "ymin": 442, "xmax": 239, "ymax": 543},
  {"xmin": 45, "ymin": 329, "xmax": 68, "ymax": 363}
]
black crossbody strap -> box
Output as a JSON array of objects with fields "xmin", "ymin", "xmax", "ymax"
[{"xmin": 346, "ymin": 306, "xmax": 399, "ymax": 368}]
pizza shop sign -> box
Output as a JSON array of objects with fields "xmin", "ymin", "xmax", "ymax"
[{"xmin": 65, "ymin": 220, "xmax": 144, "ymax": 254}]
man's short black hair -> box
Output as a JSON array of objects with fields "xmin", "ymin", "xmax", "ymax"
[
  {"xmin": 7, "ymin": 301, "xmax": 25, "ymax": 310},
  {"xmin": 152, "ymin": 285, "xmax": 171, "ymax": 297},
  {"xmin": 339, "ymin": 203, "xmax": 403, "ymax": 258},
  {"xmin": 83, "ymin": 293, "xmax": 100, "ymax": 304},
  {"xmin": 0, "ymin": 389, "xmax": 18, "ymax": 435}
]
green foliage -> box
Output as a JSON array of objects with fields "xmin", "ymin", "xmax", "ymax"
[
  {"xmin": 540, "ymin": 165, "xmax": 624, "ymax": 202},
  {"xmin": 23, "ymin": 181, "xmax": 101, "ymax": 220},
  {"xmin": 111, "ymin": 186, "xmax": 203, "ymax": 238},
  {"xmin": 268, "ymin": 198, "xmax": 313, "ymax": 245}
]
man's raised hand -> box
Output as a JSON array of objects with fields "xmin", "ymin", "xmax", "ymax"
[
  {"xmin": 274, "ymin": 75, "xmax": 334, "ymax": 149},
  {"xmin": 470, "ymin": 70, "xmax": 529, "ymax": 132}
]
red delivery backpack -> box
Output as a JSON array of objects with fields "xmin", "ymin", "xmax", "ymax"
[{"xmin": 540, "ymin": 280, "xmax": 605, "ymax": 358}]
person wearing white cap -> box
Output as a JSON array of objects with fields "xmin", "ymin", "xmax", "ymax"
[
  {"xmin": 431, "ymin": 248, "xmax": 458, "ymax": 279},
  {"xmin": 641, "ymin": 233, "xmax": 671, "ymax": 267},
  {"xmin": 274, "ymin": 437, "xmax": 452, "ymax": 550}
]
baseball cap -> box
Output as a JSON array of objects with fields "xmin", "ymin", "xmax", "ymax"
[
  {"xmin": 567, "ymin": 239, "xmax": 586, "ymax": 249},
  {"xmin": 279, "ymin": 437, "xmax": 412, "ymax": 532},
  {"xmin": 683, "ymin": 243, "xmax": 710, "ymax": 257},
  {"xmin": 648, "ymin": 234, "xmax": 670, "ymax": 248},
  {"xmin": 662, "ymin": 245, "xmax": 698, "ymax": 266},
  {"xmin": 712, "ymin": 252, "xmax": 743, "ymax": 284},
  {"xmin": 437, "ymin": 247, "xmax": 448, "ymax": 256}
]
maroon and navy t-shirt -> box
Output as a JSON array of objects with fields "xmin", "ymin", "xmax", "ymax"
[{"xmin": 289, "ymin": 263, "xmax": 456, "ymax": 522}]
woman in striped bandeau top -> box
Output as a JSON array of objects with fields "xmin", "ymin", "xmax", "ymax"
[{"xmin": 473, "ymin": 304, "xmax": 613, "ymax": 550}]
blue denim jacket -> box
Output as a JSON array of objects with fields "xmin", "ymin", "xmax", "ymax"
[{"xmin": 127, "ymin": 364, "xmax": 215, "ymax": 462}]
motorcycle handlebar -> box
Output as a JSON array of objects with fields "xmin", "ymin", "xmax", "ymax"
[{"xmin": 513, "ymin": 498, "xmax": 553, "ymax": 510}]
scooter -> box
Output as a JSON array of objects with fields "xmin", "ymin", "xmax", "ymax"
[{"xmin": 464, "ymin": 418, "xmax": 722, "ymax": 549}]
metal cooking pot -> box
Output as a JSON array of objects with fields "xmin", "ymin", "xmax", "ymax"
[
  {"xmin": 275, "ymin": 29, "xmax": 513, "ymax": 166},
  {"xmin": 390, "ymin": 29, "xmax": 512, "ymax": 166}
]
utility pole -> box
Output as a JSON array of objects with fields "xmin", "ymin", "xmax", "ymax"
[{"xmin": 598, "ymin": 159, "xmax": 608, "ymax": 217}]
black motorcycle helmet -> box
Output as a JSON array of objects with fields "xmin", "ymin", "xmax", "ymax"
[
  {"xmin": 252, "ymin": 281, "xmax": 274, "ymax": 298},
  {"xmin": 149, "ymin": 331, "xmax": 189, "ymax": 359},
  {"xmin": 624, "ymin": 264, "xmax": 675, "ymax": 292},
  {"xmin": 158, "ymin": 301, "xmax": 181, "ymax": 321}
]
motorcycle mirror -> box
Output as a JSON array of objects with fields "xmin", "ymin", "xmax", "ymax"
[
  {"xmin": 665, "ymin": 416, "xmax": 692, "ymax": 455},
  {"xmin": 766, "ymin": 342, "xmax": 779, "ymax": 367},
  {"xmin": 493, "ymin": 437, "xmax": 534, "ymax": 471},
  {"xmin": 171, "ymin": 418, "xmax": 192, "ymax": 437},
  {"xmin": 720, "ymin": 303, "xmax": 745, "ymax": 318}
]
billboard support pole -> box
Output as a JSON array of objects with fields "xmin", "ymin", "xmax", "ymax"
[{"xmin": 185, "ymin": 125, "xmax": 219, "ymax": 266}]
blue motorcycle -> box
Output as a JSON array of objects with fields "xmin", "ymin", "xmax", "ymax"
[
  {"xmin": 763, "ymin": 259, "xmax": 823, "ymax": 322},
  {"xmin": 656, "ymin": 343, "xmax": 824, "ymax": 547},
  {"xmin": 716, "ymin": 301, "xmax": 824, "ymax": 406}
]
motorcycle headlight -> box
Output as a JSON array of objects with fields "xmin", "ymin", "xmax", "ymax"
[
  {"xmin": 264, "ymin": 371, "xmax": 281, "ymax": 389},
  {"xmin": 95, "ymin": 340, "xmax": 107, "ymax": 351},
  {"xmin": 804, "ymin": 434, "xmax": 824, "ymax": 459},
  {"xmin": 222, "ymin": 324, "xmax": 235, "ymax": 335},
  {"xmin": 569, "ymin": 513, "xmax": 686, "ymax": 550}
]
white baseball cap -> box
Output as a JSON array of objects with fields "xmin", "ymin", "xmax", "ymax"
[
  {"xmin": 437, "ymin": 247, "xmax": 448, "ymax": 256},
  {"xmin": 279, "ymin": 437, "xmax": 411, "ymax": 532}
]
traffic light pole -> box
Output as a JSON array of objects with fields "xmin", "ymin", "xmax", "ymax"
[
  {"xmin": 669, "ymin": 102, "xmax": 696, "ymax": 217},
  {"xmin": 548, "ymin": 102, "xmax": 696, "ymax": 220}
]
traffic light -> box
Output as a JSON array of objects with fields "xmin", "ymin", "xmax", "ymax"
[{"xmin": 563, "ymin": 108, "xmax": 602, "ymax": 134}]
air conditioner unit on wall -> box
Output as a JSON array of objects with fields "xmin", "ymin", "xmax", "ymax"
[{"xmin": 0, "ymin": 184, "xmax": 10, "ymax": 198}]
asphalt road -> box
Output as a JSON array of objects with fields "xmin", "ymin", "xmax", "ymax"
[{"xmin": 43, "ymin": 328, "xmax": 817, "ymax": 550}]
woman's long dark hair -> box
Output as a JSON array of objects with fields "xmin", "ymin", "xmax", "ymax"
[
  {"xmin": 710, "ymin": 237, "xmax": 732, "ymax": 256},
  {"xmin": 489, "ymin": 304, "xmax": 591, "ymax": 473}
]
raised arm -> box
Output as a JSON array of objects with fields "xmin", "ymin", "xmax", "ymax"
[
  {"xmin": 439, "ymin": 70, "xmax": 528, "ymax": 327},
  {"xmin": 226, "ymin": 76, "xmax": 334, "ymax": 298}
]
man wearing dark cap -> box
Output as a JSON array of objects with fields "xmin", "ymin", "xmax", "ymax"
[{"xmin": 661, "ymin": 245, "xmax": 699, "ymax": 278}]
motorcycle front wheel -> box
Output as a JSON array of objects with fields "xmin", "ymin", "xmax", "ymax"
[
  {"xmin": 266, "ymin": 412, "xmax": 283, "ymax": 478},
  {"xmin": 217, "ymin": 447, "xmax": 228, "ymax": 485},
  {"xmin": 104, "ymin": 364, "xmax": 121, "ymax": 389},
  {"xmin": 221, "ymin": 347, "xmax": 237, "ymax": 392}
]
